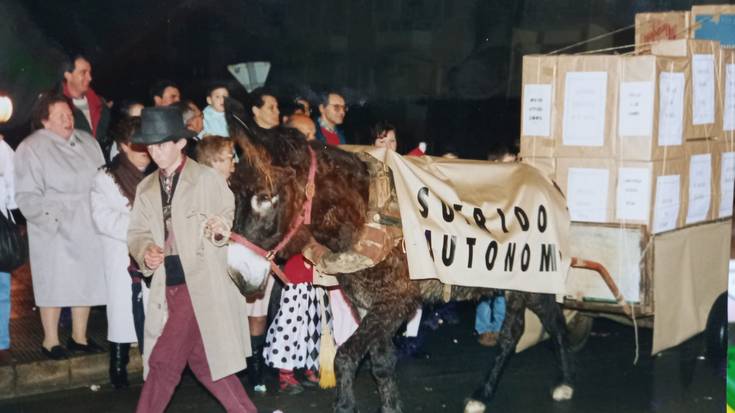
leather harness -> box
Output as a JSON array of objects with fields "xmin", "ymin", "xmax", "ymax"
[{"xmin": 228, "ymin": 145, "xmax": 318, "ymax": 284}]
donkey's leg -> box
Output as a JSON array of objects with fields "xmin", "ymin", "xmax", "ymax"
[
  {"xmin": 368, "ymin": 335, "xmax": 402, "ymax": 413},
  {"xmin": 527, "ymin": 293, "xmax": 575, "ymax": 401},
  {"xmin": 367, "ymin": 292, "xmax": 417, "ymax": 413},
  {"xmin": 334, "ymin": 300, "xmax": 406, "ymax": 413},
  {"xmin": 335, "ymin": 295, "xmax": 413, "ymax": 413},
  {"xmin": 334, "ymin": 338, "xmax": 362, "ymax": 413},
  {"xmin": 465, "ymin": 291, "xmax": 527, "ymax": 412}
]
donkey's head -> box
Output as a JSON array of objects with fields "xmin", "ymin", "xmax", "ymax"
[
  {"xmin": 227, "ymin": 97, "xmax": 372, "ymax": 259},
  {"xmin": 227, "ymin": 101, "xmax": 314, "ymax": 259}
]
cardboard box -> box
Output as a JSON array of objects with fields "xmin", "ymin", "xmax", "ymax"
[
  {"xmin": 684, "ymin": 137, "xmax": 719, "ymax": 157},
  {"xmin": 556, "ymin": 157, "xmax": 687, "ymax": 231},
  {"xmin": 617, "ymin": 55, "xmax": 688, "ymax": 161},
  {"xmin": 521, "ymin": 156, "xmax": 556, "ymax": 182},
  {"xmin": 520, "ymin": 55, "xmax": 557, "ymax": 158},
  {"xmin": 691, "ymin": 5, "xmax": 735, "ymax": 47},
  {"xmin": 554, "ymin": 55, "xmax": 618, "ymax": 158},
  {"xmin": 524, "ymin": 53, "xmax": 693, "ymax": 160},
  {"xmin": 651, "ymin": 39, "xmax": 723, "ymax": 139},
  {"xmin": 635, "ymin": 11, "xmax": 691, "ymax": 53},
  {"xmin": 720, "ymin": 47, "xmax": 735, "ymax": 141}
]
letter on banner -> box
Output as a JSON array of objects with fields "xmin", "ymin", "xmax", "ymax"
[{"xmin": 562, "ymin": 72, "xmax": 608, "ymax": 147}]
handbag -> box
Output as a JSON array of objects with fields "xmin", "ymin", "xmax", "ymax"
[{"xmin": 0, "ymin": 209, "xmax": 28, "ymax": 272}]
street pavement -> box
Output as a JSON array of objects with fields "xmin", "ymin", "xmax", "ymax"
[{"xmin": 0, "ymin": 302, "xmax": 724, "ymax": 413}]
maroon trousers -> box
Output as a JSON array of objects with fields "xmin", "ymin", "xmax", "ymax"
[{"xmin": 135, "ymin": 285, "xmax": 256, "ymax": 413}]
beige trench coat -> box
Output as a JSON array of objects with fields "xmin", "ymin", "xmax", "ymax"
[{"xmin": 128, "ymin": 158, "xmax": 251, "ymax": 381}]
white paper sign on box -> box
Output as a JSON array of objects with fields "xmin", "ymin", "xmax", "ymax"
[
  {"xmin": 562, "ymin": 72, "xmax": 608, "ymax": 147},
  {"xmin": 725, "ymin": 64, "xmax": 735, "ymax": 132},
  {"xmin": 720, "ymin": 152, "xmax": 735, "ymax": 218},
  {"xmin": 616, "ymin": 167, "xmax": 652, "ymax": 221},
  {"xmin": 658, "ymin": 72, "xmax": 685, "ymax": 146},
  {"xmin": 522, "ymin": 84, "xmax": 553, "ymax": 137},
  {"xmin": 686, "ymin": 153, "xmax": 712, "ymax": 224},
  {"xmin": 567, "ymin": 167, "xmax": 609, "ymax": 222},
  {"xmin": 692, "ymin": 54, "xmax": 715, "ymax": 125},
  {"xmin": 619, "ymin": 81, "xmax": 654, "ymax": 138},
  {"xmin": 653, "ymin": 175, "xmax": 681, "ymax": 233}
]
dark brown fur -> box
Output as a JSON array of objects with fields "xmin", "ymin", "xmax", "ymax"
[{"xmin": 228, "ymin": 118, "xmax": 573, "ymax": 413}]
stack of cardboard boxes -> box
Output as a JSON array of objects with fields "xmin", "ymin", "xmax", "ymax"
[{"xmin": 520, "ymin": 11, "xmax": 734, "ymax": 236}]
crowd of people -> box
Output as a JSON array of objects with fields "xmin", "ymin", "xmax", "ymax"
[{"xmin": 0, "ymin": 53, "xmax": 513, "ymax": 412}]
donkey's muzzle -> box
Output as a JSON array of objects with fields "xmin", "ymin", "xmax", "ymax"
[{"xmin": 227, "ymin": 242, "xmax": 271, "ymax": 297}]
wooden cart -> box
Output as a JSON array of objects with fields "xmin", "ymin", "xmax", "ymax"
[{"xmin": 562, "ymin": 219, "xmax": 730, "ymax": 356}]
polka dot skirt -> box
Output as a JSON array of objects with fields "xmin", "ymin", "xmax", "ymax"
[{"xmin": 264, "ymin": 283, "xmax": 332, "ymax": 371}]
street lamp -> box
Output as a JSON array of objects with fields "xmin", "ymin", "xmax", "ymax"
[{"xmin": 0, "ymin": 95, "xmax": 12, "ymax": 123}]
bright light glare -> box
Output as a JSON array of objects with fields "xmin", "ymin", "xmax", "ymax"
[{"xmin": 0, "ymin": 96, "xmax": 12, "ymax": 123}]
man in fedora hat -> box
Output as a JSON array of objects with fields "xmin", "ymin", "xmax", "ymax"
[{"xmin": 127, "ymin": 107, "xmax": 257, "ymax": 412}]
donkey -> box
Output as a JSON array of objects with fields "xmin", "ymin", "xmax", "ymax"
[{"xmin": 227, "ymin": 123, "xmax": 574, "ymax": 413}]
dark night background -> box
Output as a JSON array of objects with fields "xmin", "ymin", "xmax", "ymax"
[{"xmin": 0, "ymin": 0, "xmax": 728, "ymax": 158}]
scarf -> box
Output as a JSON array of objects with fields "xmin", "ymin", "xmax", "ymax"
[{"xmin": 108, "ymin": 153, "xmax": 146, "ymax": 206}]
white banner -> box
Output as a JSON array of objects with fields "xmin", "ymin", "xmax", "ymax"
[{"xmin": 368, "ymin": 149, "xmax": 571, "ymax": 294}]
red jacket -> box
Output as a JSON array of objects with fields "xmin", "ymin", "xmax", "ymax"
[{"xmin": 63, "ymin": 83, "xmax": 105, "ymax": 137}]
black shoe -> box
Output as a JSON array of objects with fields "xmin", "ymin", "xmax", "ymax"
[
  {"xmin": 41, "ymin": 345, "xmax": 68, "ymax": 360},
  {"xmin": 67, "ymin": 337, "xmax": 104, "ymax": 354},
  {"xmin": 247, "ymin": 346, "xmax": 266, "ymax": 390},
  {"xmin": 109, "ymin": 342, "xmax": 130, "ymax": 389}
]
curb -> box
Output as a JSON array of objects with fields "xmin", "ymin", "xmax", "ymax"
[{"xmin": 0, "ymin": 348, "xmax": 142, "ymax": 399}]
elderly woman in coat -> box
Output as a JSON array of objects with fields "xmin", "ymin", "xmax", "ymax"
[
  {"xmin": 14, "ymin": 93, "xmax": 106, "ymax": 359},
  {"xmin": 91, "ymin": 116, "xmax": 154, "ymax": 388}
]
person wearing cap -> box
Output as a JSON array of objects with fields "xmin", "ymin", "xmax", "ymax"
[{"xmin": 127, "ymin": 106, "xmax": 258, "ymax": 413}]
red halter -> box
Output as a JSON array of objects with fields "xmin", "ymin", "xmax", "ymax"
[{"xmin": 229, "ymin": 145, "xmax": 318, "ymax": 284}]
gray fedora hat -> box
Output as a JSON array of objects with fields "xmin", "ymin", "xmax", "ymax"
[{"xmin": 132, "ymin": 106, "xmax": 197, "ymax": 145}]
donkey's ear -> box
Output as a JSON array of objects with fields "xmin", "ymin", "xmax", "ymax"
[
  {"xmin": 225, "ymin": 97, "xmax": 250, "ymax": 138},
  {"xmin": 224, "ymin": 96, "xmax": 246, "ymax": 123},
  {"xmin": 225, "ymin": 97, "xmax": 257, "ymax": 156}
]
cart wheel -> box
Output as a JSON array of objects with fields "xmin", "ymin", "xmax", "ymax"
[
  {"xmin": 566, "ymin": 313, "xmax": 593, "ymax": 353},
  {"xmin": 705, "ymin": 292, "xmax": 727, "ymax": 361}
]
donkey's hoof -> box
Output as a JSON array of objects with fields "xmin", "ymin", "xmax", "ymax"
[
  {"xmin": 551, "ymin": 384, "xmax": 574, "ymax": 401},
  {"xmin": 463, "ymin": 399, "xmax": 487, "ymax": 413},
  {"xmin": 334, "ymin": 401, "xmax": 359, "ymax": 413}
]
